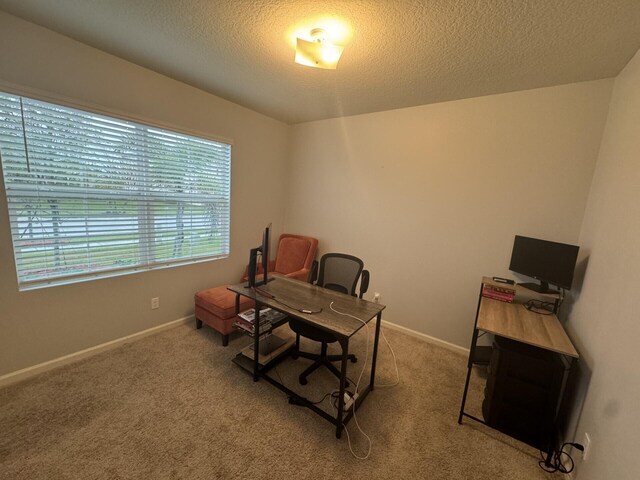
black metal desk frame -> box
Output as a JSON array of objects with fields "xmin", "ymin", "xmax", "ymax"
[{"xmin": 228, "ymin": 276, "xmax": 385, "ymax": 439}]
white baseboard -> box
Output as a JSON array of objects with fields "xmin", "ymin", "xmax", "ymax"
[
  {"xmin": 381, "ymin": 319, "xmax": 469, "ymax": 356},
  {"xmin": 0, "ymin": 315, "xmax": 193, "ymax": 388},
  {"xmin": 1, "ymin": 316, "xmax": 465, "ymax": 388}
]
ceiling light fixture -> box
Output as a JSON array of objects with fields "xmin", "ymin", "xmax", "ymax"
[{"xmin": 295, "ymin": 28, "xmax": 344, "ymax": 69}]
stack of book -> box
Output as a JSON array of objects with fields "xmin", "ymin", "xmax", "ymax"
[
  {"xmin": 233, "ymin": 307, "xmax": 286, "ymax": 335},
  {"xmin": 482, "ymin": 284, "xmax": 516, "ymax": 303}
]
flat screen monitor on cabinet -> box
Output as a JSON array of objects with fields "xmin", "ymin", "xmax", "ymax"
[{"xmin": 509, "ymin": 235, "xmax": 579, "ymax": 293}]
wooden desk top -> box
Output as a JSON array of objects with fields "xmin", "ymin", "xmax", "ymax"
[
  {"xmin": 478, "ymin": 278, "xmax": 578, "ymax": 358},
  {"xmin": 228, "ymin": 275, "xmax": 385, "ymax": 340}
]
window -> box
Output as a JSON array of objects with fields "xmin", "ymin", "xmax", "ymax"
[{"xmin": 0, "ymin": 92, "xmax": 231, "ymax": 290}]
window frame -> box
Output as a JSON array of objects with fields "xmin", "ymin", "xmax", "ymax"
[{"xmin": 0, "ymin": 84, "xmax": 233, "ymax": 291}]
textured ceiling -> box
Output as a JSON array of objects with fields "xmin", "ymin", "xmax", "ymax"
[{"xmin": 1, "ymin": 0, "xmax": 640, "ymax": 124}]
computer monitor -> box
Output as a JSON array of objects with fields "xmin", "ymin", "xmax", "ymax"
[
  {"xmin": 246, "ymin": 224, "xmax": 284, "ymax": 355},
  {"xmin": 508, "ymin": 235, "xmax": 579, "ymax": 293},
  {"xmin": 247, "ymin": 223, "xmax": 271, "ymax": 288}
]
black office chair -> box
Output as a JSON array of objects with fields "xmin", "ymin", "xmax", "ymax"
[{"xmin": 289, "ymin": 253, "xmax": 370, "ymax": 386}]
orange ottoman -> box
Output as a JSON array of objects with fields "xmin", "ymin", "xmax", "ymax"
[{"xmin": 194, "ymin": 285, "xmax": 254, "ymax": 346}]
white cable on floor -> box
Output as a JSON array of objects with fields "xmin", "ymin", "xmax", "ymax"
[
  {"xmin": 275, "ymin": 300, "xmax": 398, "ymax": 458},
  {"xmin": 329, "ymin": 301, "xmax": 399, "ymax": 388},
  {"xmin": 375, "ymin": 328, "xmax": 400, "ymax": 388},
  {"xmin": 328, "ymin": 301, "xmax": 374, "ymax": 459}
]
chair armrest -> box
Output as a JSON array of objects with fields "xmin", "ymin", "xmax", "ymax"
[{"xmin": 359, "ymin": 270, "xmax": 370, "ymax": 299}]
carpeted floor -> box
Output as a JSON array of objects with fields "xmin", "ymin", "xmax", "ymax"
[{"xmin": 0, "ymin": 322, "xmax": 557, "ymax": 480}]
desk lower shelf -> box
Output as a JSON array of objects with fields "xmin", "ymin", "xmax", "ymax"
[
  {"xmin": 233, "ymin": 332, "xmax": 295, "ymax": 370},
  {"xmin": 232, "ymin": 347, "xmax": 292, "ymax": 376}
]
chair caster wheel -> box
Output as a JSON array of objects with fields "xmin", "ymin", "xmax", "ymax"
[
  {"xmin": 350, "ymin": 357, "xmax": 357, "ymax": 363},
  {"xmin": 299, "ymin": 377, "xmax": 308, "ymax": 386},
  {"xmin": 291, "ymin": 352, "xmax": 299, "ymax": 360}
]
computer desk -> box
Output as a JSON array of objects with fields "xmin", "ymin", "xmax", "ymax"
[
  {"xmin": 458, "ymin": 277, "xmax": 579, "ymax": 465},
  {"xmin": 228, "ymin": 275, "xmax": 386, "ymax": 439}
]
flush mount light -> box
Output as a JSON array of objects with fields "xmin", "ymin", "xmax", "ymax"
[{"xmin": 295, "ymin": 28, "xmax": 344, "ymax": 69}]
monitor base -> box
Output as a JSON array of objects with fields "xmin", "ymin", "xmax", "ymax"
[{"xmin": 518, "ymin": 282, "xmax": 559, "ymax": 295}]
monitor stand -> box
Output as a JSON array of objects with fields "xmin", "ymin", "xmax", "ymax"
[
  {"xmin": 250, "ymin": 334, "xmax": 286, "ymax": 355},
  {"xmin": 519, "ymin": 281, "xmax": 559, "ymax": 295}
]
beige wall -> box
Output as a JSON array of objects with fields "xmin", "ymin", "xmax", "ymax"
[
  {"xmin": 564, "ymin": 49, "xmax": 640, "ymax": 480},
  {"xmin": 285, "ymin": 80, "xmax": 613, "ymax": 347},
  {"xmin": 0, "ymin": 12, "xmax": 289, "ymax": 375}
]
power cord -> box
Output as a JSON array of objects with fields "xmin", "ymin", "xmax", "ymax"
[
  {"xmin": 272, "ymin": 296, "xmax": 323, "ymax": 314},
  {"xmin": 523, "ymin": 299, "xmax": 555, "ymax": 315},
  {"xmin": 329, "ymin": 301, "xmax": 372, "ymax": 459},
  {"xmin": 280, "ymin": 299, "xmax": 400, "ymax": 460},
  {"xmin": 375, "ymin": 327, "xmax": 400, "ymax": 388},
  {"xmin": 328, "ymin": 301, "xmax": 402, "ymax": 457},
  {"xmin": 308, "ymin": 391, "xmax": 335, "ymax": 405},
  {"xmin": 538, "ymin": 442, "xmax": 583, "ymax": 473}
]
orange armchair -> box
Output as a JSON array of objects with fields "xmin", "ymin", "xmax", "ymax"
[{"xmin": 241, "ymin": 233, "xmax": 318, "ymax": 283}]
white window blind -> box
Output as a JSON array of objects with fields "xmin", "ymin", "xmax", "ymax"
[{"xmin": 0, "ymin": 92, "xmax": 231, "ymax": 290}]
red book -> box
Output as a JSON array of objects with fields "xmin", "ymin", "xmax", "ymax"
[
  {"xmin": 482, "ymin": 288, "xmax": 514, "ymax": 303},
  {"xmin": 485, "ymin": 285, "xmax": 516, "ymax": 295}
]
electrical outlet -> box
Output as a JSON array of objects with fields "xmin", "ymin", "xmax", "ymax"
[
  {"xmin": 151, "ymin": 297, "xmax": 160, "ymax": 309},
  {"xmin": 373, "ymin": 292, "xmax": 381, "ymax": 303},
  {"xmin": 583, "ymin": 432, "xmax": 591, "ymax": 461}
]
